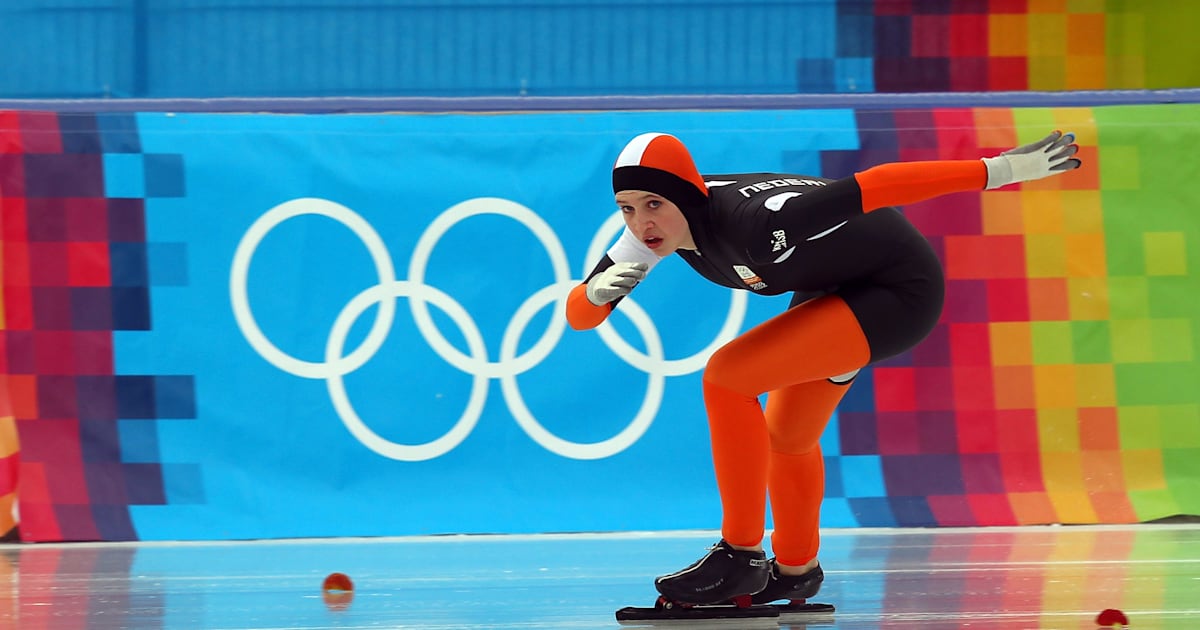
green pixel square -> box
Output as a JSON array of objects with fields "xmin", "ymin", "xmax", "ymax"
[
  {"xmin": 1070, "ymin": 320, "xmax": 1111, "ymax": 363},
  {"xmin": 1126, "ymin": 489, "xmax": 1179, "ymax": 521},
  {"xmin": 1068, "ymin": 0, "xmax": 1106, "ymax": 11},
  {"xmin": 1031, "ymin": 321, "xmax": 1075, "ymax": 363},
  {"xmin": 1148, "ymin": 277, "xmax": 1199, "ymax": 318},
  {"xmin": 1106, "ymin": 276, "xmax": 1150, "ymax": 318},
  {"xmin": 1110, "ymin": 319, "xmax": 1153, "ymax": 363},
  {"xmin": 1115, "ymin": 363, "xmax": 1200, "ymax": 405},
  {"xmin": 1162, "ymin": 448, "xmax": 1200, "ymax": 494},
  {"xmin": 1149, "ymin": 318, "xmax": 1194, "ymax": 363},
  {"xmin": 1012, "ymin": 110, "xmax": 1058, "ymax": 141},
  {"xmin": 1099, "ymin": 146, "xmax": 1140, "ymax": 190},
  {"xmin": 1117, "ymin": 405, "xmax": 1160, "ymax": 450},
  {"xmin": 1160, "ymin": 405, "xmax": 1200, "ymax": 448},
  {"xmin": 1143, "ymin": 232, "xmax": 1187, "ymax": 275}
]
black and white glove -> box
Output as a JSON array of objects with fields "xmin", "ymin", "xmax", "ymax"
[
  {"xmin": 983, "ymin": 131, "xmax": 1081, "ymax": 190},
  {"xmin": 585, "ymin": 262, "xmax": 648, "ymax": 305}
]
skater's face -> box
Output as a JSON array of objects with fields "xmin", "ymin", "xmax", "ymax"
[{"xmin": 615, "ymin": 190, "xmax": 695, "ymax": 256}]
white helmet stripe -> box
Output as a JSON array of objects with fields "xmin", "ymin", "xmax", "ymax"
[{"xmin": 614, "ymin": 132, "xmax": 666, "ymax": 168}]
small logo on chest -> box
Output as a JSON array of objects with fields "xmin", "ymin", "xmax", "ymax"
[
  {"xmin": 733, "ymin": 265, "xmax": 768, "ymax": 291},
  {"xmin": 771, "ymin": 230, "xmax": 788, "ymax": 252}
]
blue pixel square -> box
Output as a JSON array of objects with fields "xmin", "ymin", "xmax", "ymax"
[
  {"xmin": 118, "ymin": 419, "xmax": 161, "ymax": 463},
  {"xmin": 92, "ymin": 504, "xmax": 137, "ymax": 541},
  {"xmin": 823, "ymin": 454, "xmax": 845, "ymax": 496},
  {"xmin": 80, "ymin": 420, "xmax": 121, "ymax": 463},
  {"xmin": 162, "ymin": 463, "xmax": 206, "ymax": 504},
  {"xmin": 97, "ymin": 114, "xmax": 142, "ymax": 153},
  {"xmin": 820, "ymin": 411, "xmax": 843, "ymax": 456},
  {"xmin": 103, "ymin": 154, "xmax": 146, "ymax": 198},
  {"xmin": 874, "ymin": 15, "xmax": 911, "ymax": 57},
  {"xmin": 154, "ymin": 375, "xmax": 196, "ymax": 419},
  {"xmin": 848, "ymin": 497, "xmax": 897, "ymax": 526},
  {"xmin": 111, "ymin": 286, "xmax": 151, "ymax": 330},
  {"xmin": 818, "ymin": 497, "xmax": 857, "ymax": 527},
  {"xmin": 835, "ymin": 57, "xmax": 874, "ymax": 92},
  {"xmin": 836, "ymin": 17, "xmax": 874, "ymax": 57},
  {"xmin": 840, "ymin": 455, "xmax": 887, "ymax": 497},
  {"xmin": 795, "ymin": 58, "xmax": 835, "ymax": 92},
  {"xmin": 110, "ymin": 241, "xmax": 150, "ymax": 290},
  {"xmin": 144, "ymin": 154, "xmax": 185, "ymax": 198},
  {"xmin": 59, "ymin": 114, "xmax": 102, "ymax": 154},
  {"xmin": 116, "ymin": 375, "xmax": 156, "ymax": 419},
  {"xmin": 76, "ymin": 375, "xmax": 117, "ymax": 421},
  {"xmin": 838, "ymin": 369, "xmax": 876, "ymax": 413},
  {"xmin": 883, "ymin": 454, "xmax": 965, "ymax": 495},
  {"xmin": 147, "ymin": 242, "xmax": 189, "ymax": 286},
  {"xmin": 124, "ymin": 463, "xmax": 167, "ymax": 504},
  {"xmin": 889, "ymin": 496, "xmax": 937, "ymax": 526}
]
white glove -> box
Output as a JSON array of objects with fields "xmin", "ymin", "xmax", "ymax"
[
  {"xmin": 585, "ymin": 262, "xmax": 648, "ymax": 305},
  {"xmin": 982, "ymin": 131, "xmax": 1081, "ymax": 190}
]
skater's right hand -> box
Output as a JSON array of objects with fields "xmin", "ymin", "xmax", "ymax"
[
  {"xmin": 586, "ymin": 262, "xmax": 648, "ymax": 305},
  {"xmin": 983, "ymin": 130, "xmax": 1081, "ymax": 190}
]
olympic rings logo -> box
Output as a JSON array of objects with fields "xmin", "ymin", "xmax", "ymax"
[{"xmin": 230, "ymin": 197, "xmax": 748, "ymax": 461}]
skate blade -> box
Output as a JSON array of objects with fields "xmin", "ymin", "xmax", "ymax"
[
  {"xmin": 771, "ymin": 600, "xmax": 836, "ymax": 624},
  {"xmin": 616, "ymin": 603, "xmax": 779, "ymax": 626}
]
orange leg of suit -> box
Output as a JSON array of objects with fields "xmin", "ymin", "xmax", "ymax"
[{"xmin": 701, "ymin": 295, "xmax": 870, "ymax": 566}]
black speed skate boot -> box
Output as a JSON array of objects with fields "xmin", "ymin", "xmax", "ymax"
[
  {"xmin": 654, "ymin": 540, "xmax": 770, "ymax": 606},
  {"xmin": 751, "ymin": 558, "xmax": 824, "ymax": 605}
]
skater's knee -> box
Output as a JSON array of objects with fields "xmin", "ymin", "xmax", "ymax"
[{"xmin": 703, "ymin": 344, "xmax": 759, "ymax": 397}]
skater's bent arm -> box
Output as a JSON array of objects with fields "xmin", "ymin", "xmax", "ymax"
[
  {"xmin": 566, "ymin": 283, "xmax": 613, "ymax": 330},
  {"xmin": 566, "ymin": 255, "xmax": 649, "ymax": 331}
]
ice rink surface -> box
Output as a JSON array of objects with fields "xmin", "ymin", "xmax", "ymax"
[{"xmin": 2, "ymin": 524, "xmax": 1198, "ymax": 629}]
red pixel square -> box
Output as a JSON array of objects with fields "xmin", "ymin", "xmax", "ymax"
[
  {"xmin": 988, "ymin": 57, "xmax": 1028, "ymax": 91},
  {"xmin": 986, "ymin": 278, "xmax": 1031, "ymax": 321},
  {"xmin": 67, "ymin": 242, "xmax": 111, "ymax": 287},
  {"xmin": 954, "ymin": 367, "xmax": 997, "ymax": 411},
  {"xmin": 64, "ymin": 197, "xmax": 109, "ymax": 242},
  {"xmin": 950, "ymin": 323, "xmax": 992, "ymax": 365},
  {"xmin": 956, "ymin": 409, "xmax": 999, "ymax": 453},
  {"xmin": 874, "ymin": 367, "xmax": 916, "ymax": 412},
  {"xmin": 949, "ymin": 14, "xmax": 988, "ymax": 56},
  {"xmin": 16, "ymin": 111, "xmax": 62, "ymax": 154},
  {"xmin": 968, "ymin": 493, "xmax": 1018, "ymax": 525},
  {"xmin": 875, "ymin": 411, "xmax": 922, "ymax": 455},
  {"xmin": 27, "ymin": 242, "xmax": 68, "ymax": 286},
  {"xmin": 34, "ymin": 331, "xmax": 75, "ymax": 374}
]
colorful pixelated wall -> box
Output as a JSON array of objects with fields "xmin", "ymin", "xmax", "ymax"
[
  {"xmin": 822, "ymin": 0, "xmax": 1199, "ymax": 92},
  {"xmin": 1, "ymin": 104, "xmax": 1197, "ymax": 542}
]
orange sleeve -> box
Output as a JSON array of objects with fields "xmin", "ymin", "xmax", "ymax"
[
  {"xmin": 566, "ymin": 283, "xmax": 612, "ymax": 330},
  {"xmin": 854, "ymin": 160, "xmax": 987, "ymax": 213}
]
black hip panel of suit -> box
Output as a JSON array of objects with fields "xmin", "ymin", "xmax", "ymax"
[{"xmin": 678, "ymin": 173, "xmax": 945, "ymax": 364}]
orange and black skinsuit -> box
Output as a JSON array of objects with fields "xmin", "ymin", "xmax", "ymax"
[{"xmin": 566, "ymin": 140, "xmax": 988, "ymax": 569}]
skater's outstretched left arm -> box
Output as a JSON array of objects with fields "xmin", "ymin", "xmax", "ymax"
[{"xmin": 753, "ymin": 131, "xmax": 1081, "ymax": 247}]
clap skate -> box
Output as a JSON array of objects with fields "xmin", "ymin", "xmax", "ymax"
[
  {"xmin": 752, "ymin": 559, "xmax": 835, "ymax": 618},
  {"xmin": 615, "ymin": 540, "xmax": 778, "ymax": 624}
]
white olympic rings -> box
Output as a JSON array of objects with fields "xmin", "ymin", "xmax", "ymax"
[{"xmin": 230, "ymin": 197, "xmax": 748, "ymax": 461}]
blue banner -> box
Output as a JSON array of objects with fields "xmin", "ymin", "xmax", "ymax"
[{"xmin": 115, "ymin": 110, "xmax": 860, "ymax": 539}]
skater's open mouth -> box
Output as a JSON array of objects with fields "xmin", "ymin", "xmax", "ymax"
[{"xmin": 644, "ymin": 237, "xmax": 663, "ymax": 248}]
